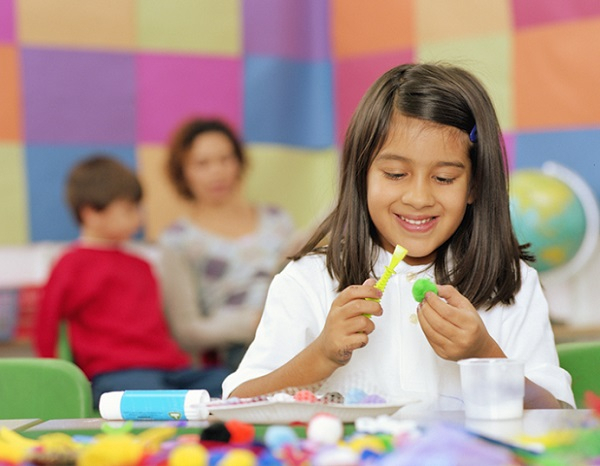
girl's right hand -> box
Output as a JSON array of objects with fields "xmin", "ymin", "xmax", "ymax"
[{"xmin": 314, "ymin": 278, "xmax": 383, "ymax": 367}]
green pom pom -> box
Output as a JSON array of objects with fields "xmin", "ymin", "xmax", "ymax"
[{"xmin": 412, "ymin": 278, "xmax": 438, "ymax": 303}]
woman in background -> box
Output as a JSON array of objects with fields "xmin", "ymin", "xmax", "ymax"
[{"xmin": 159, "ymin": 118, "xmax": 296, "ymax": 371}]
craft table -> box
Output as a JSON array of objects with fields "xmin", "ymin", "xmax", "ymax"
[{"xmin": 21, "ymin": 408, "xmax": 597, "ymax": 442}]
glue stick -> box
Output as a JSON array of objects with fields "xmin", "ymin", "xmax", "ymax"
[{"xmin": 99, "ymin": 389, "xmax": 210, "ymax": 421}]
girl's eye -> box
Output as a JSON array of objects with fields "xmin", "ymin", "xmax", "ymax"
[
  {"xmin": 435, "ymin": 176, "xmax": 455, "ymax": 184},
  {"xmin": 384, "ymin": 172, "xmax": 406, "ymax": 180}
]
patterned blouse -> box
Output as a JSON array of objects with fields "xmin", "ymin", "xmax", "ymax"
[{"xmin": 159, "ymin": 205, "xmax": 296, "ymax": 367}]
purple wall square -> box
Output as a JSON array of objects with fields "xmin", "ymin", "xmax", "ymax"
[
  {"xmin": 22, "ymin": 48, "xmax": 135, "ymax": 144},
  {"xmin": 0, "ymin": 0, "xmax": 14, "ymax": 43},
  {"xmin": 137, "ymin": 53, "xmax": 242, "ymax": 144},
  {"xmin": 503, "ymin": 132, "xmax": 516, "ymax": 171},
  {"xmin": 512, "ymin": 0, "xmax": 600, "ymax": 29},
  {"xmin": 244, "ymin": 0, "xmax": 329, "ymax": 60}
]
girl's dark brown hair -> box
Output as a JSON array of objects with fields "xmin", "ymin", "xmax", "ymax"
[
  {"xmin": 293, "ymin": 63, "xmax": 532, "ymax": 309},
  {"xmin": 66, "ymin": 155, "xmax": 142, "ymax": 225},
  {"xmin": 167, "ymin": 118, "xmax": 246, "ymax": 200}
]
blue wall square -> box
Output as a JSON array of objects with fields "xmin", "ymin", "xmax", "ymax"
[
  {"xmin": 26, "ymin": 145, "xmax": 138, "ymax": 241},
  {"xmin": 244, "ymin": 56, "xmax": 333, "ymax": 149},
  {"xmin": 515, "ymin": 128, "xmax": 600, "ymax": 200}
]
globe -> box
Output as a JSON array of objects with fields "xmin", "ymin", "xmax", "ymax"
[{"xmin": 509, "ymin": 161, "xmax": 599, "ymax": 282}]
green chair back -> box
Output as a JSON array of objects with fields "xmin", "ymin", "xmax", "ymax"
[
  {"xmin": 57, "ymin": 321, "xmax": 74, "ymax": 362},
  {"xmin": 0, "ymin": 357, "xmax": 93, "ymax": 420},
  {"xmin": 556, "ymin": 340, "xmax": 600, "ymax": 408}
]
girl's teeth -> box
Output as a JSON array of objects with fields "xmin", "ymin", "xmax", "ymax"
[{"xmin": 402, "ymin": 217, "xmax": 430, "ymax": 225}]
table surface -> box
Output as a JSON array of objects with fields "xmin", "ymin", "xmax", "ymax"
[
  {"xmin": 398, "ymin": 408, "xmax": 596, "ymax": 444},
  {"xmin": 0, "ymin": 419, "xmax": 42, "ymax": 430},
  {"xmin": 19, "ymin": 409, "xmax": 597, "ymax": 441}
]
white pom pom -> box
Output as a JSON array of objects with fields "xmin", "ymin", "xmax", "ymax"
[{"xmin": 307, "ymin": 413, "xmax": 344, "ymax": 445}]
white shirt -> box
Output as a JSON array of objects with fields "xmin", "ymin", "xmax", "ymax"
[{"xmin": 222, "ymin": 248, "xmax": 575, "ymax": 409}]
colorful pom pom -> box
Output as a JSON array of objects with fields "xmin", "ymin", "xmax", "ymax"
[
  {"xmin": 264, "ymin": 425, "xmax": 298, "ymax": 453},
  {"xmin": 307, "ymin": 413, "xmax": 344, "ymax": 445},
  {"xmin": 345, "ymin": 388, "xmax": 368, "ymax": 404},
  {"xmin": 411, "ymin": 277, "xmax": 438, "ymax": 303},
  {"xmin": 322, "ymin": 391, "xmax": 345, "ymax": 404},
  {"xmin": 218, "ymin": 448, "xmax": 257, "ymax": 466},
  {"xmin": 225, "ymin": 420, "xmax": 255, "ymax": 445},
  {"xmin": 200, "ymin": 422, "xmax": 231, "ymax": 443},
  {"xmin": 293, "ymin": 390, "xmax": 318, "ymax": 403},
  {"xmin": 361, "ymin": 394, "xmax": 386, "ymax": 404},
  {"xmin": 168, "ymin": 443, "xmax": 208, "ymax": 466}
]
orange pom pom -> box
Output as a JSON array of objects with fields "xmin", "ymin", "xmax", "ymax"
[
  {"xmin": 224, "ymin": 419, "xmax": 255, "ymax": 444},
  {"xmin": 584, "ymin": 390, "xmax": 600, "ymax": 414}
]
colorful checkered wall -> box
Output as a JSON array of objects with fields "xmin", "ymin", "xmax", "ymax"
[{"xmin": 1, "ymin": 0, "xmax": 599, "ymax": 244}]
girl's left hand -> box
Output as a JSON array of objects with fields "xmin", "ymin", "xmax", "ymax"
[{"xmin": 417, "ymin": 284, "xmax": 504, "ymax": 361}]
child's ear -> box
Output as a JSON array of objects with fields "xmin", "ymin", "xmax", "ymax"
[
  {"xmin": 467, "ymin": 184, "xmax": 476, "ymax": 205},
  {"xmin": 79, "ymin": 205, "xmax": 99, "ymax": 224}
]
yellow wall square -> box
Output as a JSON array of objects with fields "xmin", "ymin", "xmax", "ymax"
[
  {"xmin": 137, "ymin": 0, "xmax": 241, "ymax": 55},
  {"xmin": 0, "ymin": 145, "xmax": 29, "ymax": 244},
  {"xmin": 136, "ymin": 144, "xmax": 192, "ymax": 242},
  {"xmin": 137, "ymin": 142, "xmax": 338, "ymax": 241},
  {"xmin": 244, "ymin": 144, "xmax": 339, "ymax": 231},
  {"xmin": 418, "ymin": 33, "xmax": 513, "ymax": 130}
]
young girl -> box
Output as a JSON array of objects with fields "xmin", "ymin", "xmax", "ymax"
[{"xmin": 222, "ymin": 63, "xmax": 574, "ymax": 409}]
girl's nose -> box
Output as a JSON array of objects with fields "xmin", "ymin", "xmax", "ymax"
[{"xmin": 401, "ymin": 178, "xmax": 435, "ymax": 208}]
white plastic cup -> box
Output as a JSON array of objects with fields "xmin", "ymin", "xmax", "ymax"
[{"xmin": 458, "ymin": 358, "xmax": 525, "ymax": 420}]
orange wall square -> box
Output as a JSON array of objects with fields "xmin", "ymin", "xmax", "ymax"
[
  {"xmin": 332, "ymin": 0, "xmax": 414, "ymax": 58},
  {"xmin": 0, "ymin": 46, "xmax": 21, "ymax": 141},
  {"xmin": 17, "ymin": 0, "xmax": 135, "ymax": 50},
  {"xmin": 515, "ymin": 19, "xmax": 600, "ymax": 129}
]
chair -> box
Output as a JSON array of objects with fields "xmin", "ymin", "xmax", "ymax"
[
  {"xmin": 0, "ymin": 357, "xmax": 94, "ymax": 419},
  {"xmin": 556, "ymin": 340, "xmax": 600, "ymax": 408}
]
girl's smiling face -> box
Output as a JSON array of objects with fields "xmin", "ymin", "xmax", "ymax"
[{"xmin": 367, "ymin": 113, "xmax": 474, "ymax": 265}]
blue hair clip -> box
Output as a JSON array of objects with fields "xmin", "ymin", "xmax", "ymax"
[{"xmin": 469, "ymin": 125, "xmax": 478, "ymax": 143}]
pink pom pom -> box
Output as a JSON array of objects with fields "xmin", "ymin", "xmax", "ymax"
[{"xmin": 293, "ymin": 390, "xmax": 318, "ymax": 403}]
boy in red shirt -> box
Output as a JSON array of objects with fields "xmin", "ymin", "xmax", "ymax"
[{"xmin": 34, "ymin": 155, "xmax": 229, "ymax": 407}]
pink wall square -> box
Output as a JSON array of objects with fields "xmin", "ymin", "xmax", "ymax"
[
  {"xmin": 137, "ymin": 53, "xmax": 242, "ymax": 144},
  {"xmin": 0, "ymin": 0, "xmax": 14, "ymax": 42},
  {"xmin": 503, "ymin": 132, "xmax": 516, "ymax": 171},
  {"xmin": 334, "ymin": 49, "xmax": 413, "ymax": 144},
  {"xmin": 512, "ymin": 0, "xmax": 600, "ymax": 29}
]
